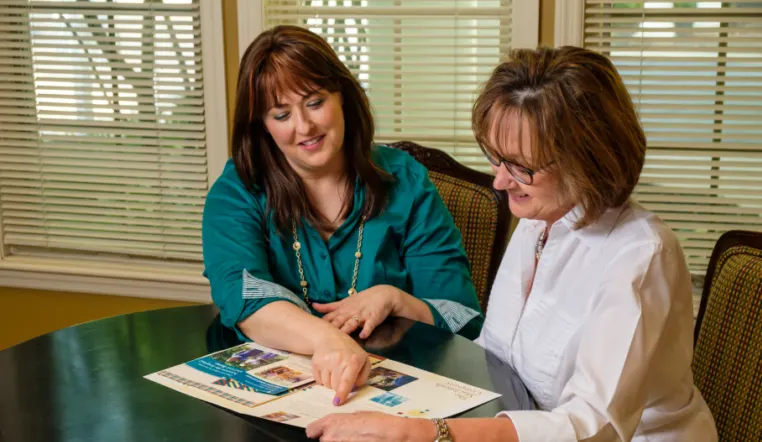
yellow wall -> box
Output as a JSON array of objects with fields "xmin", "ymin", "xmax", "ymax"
[
  {"xmin": 0, "ymin": 287, "xmax": 198, "ymax": 350},
  {"xmin": 540, "ymin": 0, "xmax": 555, "ymax": 47},
  {"xmin": 222, "ymin": 0, "xmax": 239, "ymax": 149}
]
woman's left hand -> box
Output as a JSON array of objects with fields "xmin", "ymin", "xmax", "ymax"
[
  {"xmin": 312, "ymin": 285, "xmax": 402, "ymax": 339},
  {"xmin": 306, "ymin": 412, "xmax": 429, "ymax": 442}
]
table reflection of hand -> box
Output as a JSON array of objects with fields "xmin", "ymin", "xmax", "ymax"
[{"xmin": 359, "ymin": 318, "xmax": 415, "ymax": 352}]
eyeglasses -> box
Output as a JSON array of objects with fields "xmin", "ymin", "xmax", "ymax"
[{"xmin": 478, "ymin": 142, "xmax": 553, "ymax": 185}]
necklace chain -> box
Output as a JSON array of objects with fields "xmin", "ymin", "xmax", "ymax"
[
  {"xmin": 291, "ymin": 217, "xmax": 365, "ymax": 306},
  {"xmin": 535, "ymin": 230, "xmax": 548, "ymax": 261}
]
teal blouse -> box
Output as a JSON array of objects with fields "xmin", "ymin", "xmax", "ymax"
[{"xmin": 202, "ymin": 145, "xmax": 483, "ymax": 341}]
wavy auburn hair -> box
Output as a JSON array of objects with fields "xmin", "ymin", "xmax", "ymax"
[
  {"xmin": 232, "ymin": 25, "xmax": 389, "ymax": 232},
  {"xmin": 473, "ymin": 46, "xmax": 647, "ymax": 229}
]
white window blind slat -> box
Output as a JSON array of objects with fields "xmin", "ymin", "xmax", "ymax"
[
  {"xmin": 0, "ymin": 105, "xmax": 206, "ymax": 116},
  {"xmin": 0, "ymin": 164, "xmax": 207, "ymax": 182},
  {"xmin": 369, "ymin": 97, "xmax": 483, "ymax": 105},
  {"xmin": 5, "ymin": 225, "xmax": 201, "ymax": 244},
  {"xmin": 7, "ymin": 224, "xmax": 198, "ymax": 243},
  {"xmin": 0, "ymin": 175, "xmax": 207, "ymax": 191},
  {"xmin": 0, "ymin": 149, "xmax": 207, "ymax": 164},
  {"xmin": 3, "ymin": 210, "xmax": 201, "ymax": 227},
  {"xmin": 344, "ymin": 67, "xmax": 499, "ymax": 75},
  {"xmin": 265, "ymin": 6, "xmax": 510, "ymax": 17},
  {"xmin": 2, "ymin": 68, "xmax": 205, "ymax": 82},
  {"xmin": 663, "ymin": 221, "xmax": 762, "ymax": 232},
  {"xmin": 2, "ymin": 205, "xmax": 202, "ymax": 222},
  {"xmin": 263, "ymin": 0, "xmax": 514, "ymax": 171},
  {"xmin": 0, "ymin": 50, "xmax": 204, "ymax": 64},
  {"xmin": 372, "ymin": 104, "xmax": 475, "ymax": 112},
  {"xmin": 0, "ymin": 124, "xmax": 206, "ymax": 138},
  {"xmin": 2, "ymin": 187, "xmax": 206, "ymax": 205},
  {"xmin": 374, "ymin": 132, "xmax": 477, "ymax": 143},
  {"xmin": 6, "ymin": 221, "xmax": 201, "ymax": 242},
  {"xmin": 638, "ymin": 176, "xmax": 760, "ymax": 187},
  {"xmin": 635, "ymin": 186, "xmax": 761, "ymax": 197},
  {"xmin": 27, "ymin": 1, "xmax": 201, "ymax": 13},
  {"xmin": 1, "ymin": 154, "xmax": 208, "ymax": 170},
  {"xmin": 24, "ymin": 35, "xmax": 202, "ymax": 46},
  {"xmin": 4, "ymin": 235, "xmax": 200, "ymax": 260},
  {"xmin": 363, "ymin": 79, "xmax": 500, "ymax": 87},
  {"xmin": 3, "ymin": 119, "xmax": 206, "ymax": 131},
  {"xmin": 0, "ymin": 89, "xmax": 206, "ymax": 106},
  {"xmin": 584, "ymin": 0, "xmax": 762, "ymax": 3},
  {"xmin": 639, "ymin": 113, "xmax": 760, "ymax": 123},
  {"xmin": 16, "ymin": 111, "xmax": 207, "ymax": 124},
  {"xmin": 0, "ymin": 135, "xmax": 207, "ymax": 149},
  {"xmin": 636, "ymin": 195, "xmax": 762, "ymax": 206},
  {"xmin": 0, "ymin": 0, "xmax": 217, "ymax": 264},
  {"xmin": 587, "ymin": 7, "xmax": 762, "ymax": 15},
  {"xmin": 0, "ymin": 140, "xmax": 206, "ymax": 154},
  {"xmin": 642, "ymin": 203, "xmax": 762, "ymax": 216},
  {"xmin": 627, "ymin": 94, "xmax": 760, "ymax": 105},
  {"xmin": 0, "ymin": 195, "xmax": 202, "ymax": 214},
  {"xmin": 0, "ymin": 60, "xmax": 204, "ymax": 72},
  {"xmin": 0, "ymin": 180, "xmax": 207, "ymax": 198},
  {"xmin": 584, "ymin": 0, "xmax": 762, "ymax": 273},
  {"xmin": 305, "ymin": 32, "xmax": 510, "ymax": 39},
  {"xmin": 0, "ymin": 79, "xmax": 206, "ymax": 92}
]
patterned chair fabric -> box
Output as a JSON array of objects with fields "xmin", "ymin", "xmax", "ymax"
[
  {"xmin": 693, "ymin": 230, "xmax": 762, "ymax": 442},
  {"xmin": 388, "ymin": 141, "xmax": 510, "ymax": 313}
]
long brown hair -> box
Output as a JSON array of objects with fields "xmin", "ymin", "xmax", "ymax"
[
  {"xmin": 472, "ymin": 46, "xmax": 647, "ymax": 229},
  {"xmin": 231, "ymin": 25, "xmax": 389, "ymax": 232}
]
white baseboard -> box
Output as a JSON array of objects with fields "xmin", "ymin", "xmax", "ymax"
[{"xmin": 0, "ymin": 269, "xmax": 212, "ymax": 303}]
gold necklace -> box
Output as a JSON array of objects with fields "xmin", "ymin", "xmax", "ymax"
[{"xmin": 291, "ymin": 217, "xmax": 365, "ymax": 306}]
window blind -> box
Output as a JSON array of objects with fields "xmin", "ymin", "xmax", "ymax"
[
  {"xmin": 0, "ymin": 0, "xmax": 218, "ymax": 267},
  {"xmin": 263, "ymin": 0, "xmax": 513, "ymax": 171},
  {"xmin": 583, "ymin": 1, "xmax": 762, "ymax": 273}
]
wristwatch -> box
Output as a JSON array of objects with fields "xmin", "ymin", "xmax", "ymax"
[{"xmin": 432, "ymin": 418, "xmax": 453, "ymax": 442}]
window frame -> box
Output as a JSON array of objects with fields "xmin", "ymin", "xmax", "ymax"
[{"xmin": 0, "ymin": 0, "xmax": 228, "ymax": 302}]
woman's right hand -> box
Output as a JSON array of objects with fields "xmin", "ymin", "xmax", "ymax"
[{"xmin": 311, "ymin": 330, "xmax": 372, "ymax": 405}]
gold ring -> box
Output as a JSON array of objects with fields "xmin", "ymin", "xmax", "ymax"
[{"xmin": 352, "ymin": 316, "xmax": 361, "ymax": 322}]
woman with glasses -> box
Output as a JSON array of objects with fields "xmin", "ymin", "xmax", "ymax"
[{"xmin": 307, "ymin": 46, "xmax": 716, "ymax": 442}]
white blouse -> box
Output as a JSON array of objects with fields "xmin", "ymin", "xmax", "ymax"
[{"xmin": 476, "ymin": 201, "xmax": 717, "ymax": 442}]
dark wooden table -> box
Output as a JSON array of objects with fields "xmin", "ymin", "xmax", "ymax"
[{"xmin": 0, "ymin": 305, "xmax": 534, "ymax": 442}]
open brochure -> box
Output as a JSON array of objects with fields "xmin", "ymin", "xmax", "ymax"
[{"xmin": 145, "ymin": 342, "xmax": 501, "ymax": 428}]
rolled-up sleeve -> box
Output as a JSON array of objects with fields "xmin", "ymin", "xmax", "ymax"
[
  {"xmin": 202, "ymin": 170, "xmax": 307, "ymax": 340},
  {"xmin": 500, "ymin": 243, "xmax": 685, "ymax": 441},
  {"xmin": 401, "ymin": 164, "xmax": 484, "ymax": 340}
]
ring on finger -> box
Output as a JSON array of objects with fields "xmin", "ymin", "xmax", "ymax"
[{"xmin": 352, "ymin": 316, "xmax": 361, "ymax": 323}]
